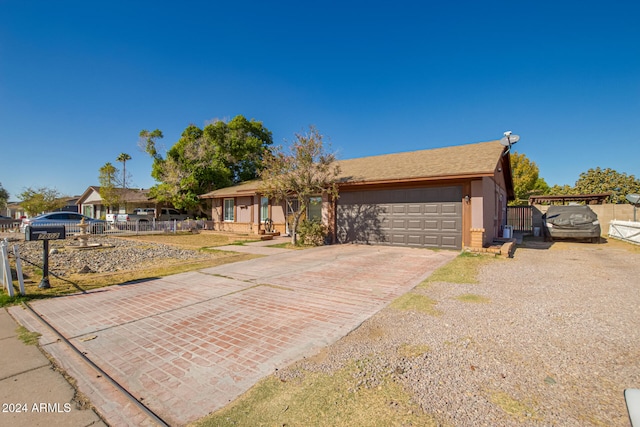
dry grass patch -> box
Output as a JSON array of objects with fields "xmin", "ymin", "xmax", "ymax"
[
  {"xmin": 397, "ymin": 343, "xmax": 430, "ymax": 358},
  {"xmin": 117, "ymin": 231, "xmax": 257, "ymax": 249},
  {"xmin": 420, "ymin": 251, "xmax": 498, "ymax": 286},
  {"xmin": 486, "ymin": 389, "xmax": 539, "ymax": 422},
  {"xmin": 455, "ymin": 293, "xmax": 490, "ymax": 304},
  {"xmin": 2, "ymin": 251, "xmax": 258, "ymax": 306},
  {"xmin": 16, "ymin": 325, "xmax": 41, "ymax": 345},
  {"xmin": 266, "ymin": 242, "xmax": 308, "ymax": 250},
  {"xmin": 192, "ymin": 362, "xmax": 439, "ymax": 427},
  {"xmin": 390, "ymin": 292, "xmax": 440, "ymax": 316}
]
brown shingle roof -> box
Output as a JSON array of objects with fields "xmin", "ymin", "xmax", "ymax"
[
  {"xmin": 200, "ymin": 180, "xmax": 262, "ymax": 199},
  {"xmin": 76, "ymin": 186, "xmax": 153, "ymax": 204},
  {"xmin": 200, "ymin": 140, "xmax": 507, "ymax": 198},
  {"xmin": 336, "ymin": 140, "xmax": 504, "ymax": 184}
]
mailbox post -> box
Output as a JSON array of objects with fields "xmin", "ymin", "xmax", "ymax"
[{"xmin": 25, "ymin": 226, "xmax": 66, "ymax": 289}]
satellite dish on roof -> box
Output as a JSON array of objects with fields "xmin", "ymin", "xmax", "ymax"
[
  {"xmin": 500, "ymin": 131, "xmax": 520, "ymax": 147},
  {"xmin": 628, "ymin": 194, "xmax": 640, "ymax": 222},
  {"xmin": 626, "ymin": 194, "xmax": 640, "ymax": 205},
  {"xmin": 500, "ymin": 131, "xmax": 520, "ymax": 156}
]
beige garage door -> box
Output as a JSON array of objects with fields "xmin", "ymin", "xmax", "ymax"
[{"xmin": 336, "ymin": 186, "xmax": 463, "ymax": 249}]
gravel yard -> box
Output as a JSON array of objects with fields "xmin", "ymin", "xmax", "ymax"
[
  {"xmin": 5, "ymin": 231, "xmax": 639, "ymax": 425},
  {"xmin": 276, "ymin": 241, "xmax": 640, "ymax": 426},
  {"xmin": 7, "ymin": 235, "xmax": 212, "ymax": 276}
]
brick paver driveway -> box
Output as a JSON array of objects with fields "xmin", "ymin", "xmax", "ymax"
[{"xmin": 11, "ymin": 244, "xmax": 456, "ymax": 426}]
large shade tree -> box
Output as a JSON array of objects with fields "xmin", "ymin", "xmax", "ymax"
[
  {"xmin": 259, "ymin": 126, "xmax": 340, "ymax": 245},
  {"xmin": 18, "ymin": 187, "xmax": 66, "ymax": 216},
  {"xmin": 509, "ymin": 151, "xmax": 549, "ymax": 205},
  {"xmin": 141, "ymin": 115, "xmax": 272, "ymax": 212},
  {"xmin": 573, "ymin": 167, "xmax": 640, "ymax": 204}
]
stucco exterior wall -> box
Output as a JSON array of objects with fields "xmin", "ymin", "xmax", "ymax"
[
  {"xmin": 470, "ymin": 175, "xmax": 510, "ymax": 246},
  {"xmin": 209, "ymin": 196, "xmax": 288, "ymax": 235},
  {"xmin": 235, "ymin": 196, "xmax": 253, "ymax": 223},
  {"xmin": 470, "ymin": 180, "xmax": 484, "ymax": 229},
  {"xmin": 270, "ymin": 202, "xmax": 286, "ymax": 223}
]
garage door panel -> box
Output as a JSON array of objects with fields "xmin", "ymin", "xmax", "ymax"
[
  {"xmin": 442, "ymin": 220, "xmax": 459, "ymax": 230},
  {"xmin": 407, "ymin": 235, "xmax": 423, "ymax": 246},
  {"xmin": 423, "ymin": 235, "xmax": 439, "ymax": 246},
  {"xmin": 390, "ymin": 234, "xmax": 406, "ymax": 245},
  {"xmin": 392, "ymin": 219, "xmax": 407, "ymax": 229},
  {"xmin": 392, "ymin": 205, "xmax": 407, "ymax": 214},
  {"xmin": 424, "ymin": 204, "xmax": 439, "ymax": 214},
  {"xmin": 337, "ymin": 186, "xmax": 462, "ymax": 249},
  {"xmin": 441, "ymin": 236, "xmax": 459, "ymax": 249},
  {"xmin": 424, "ymin": 220, "xmax": 439, "ymax": 230},
  {"xmin": 407, "ymin": 219, "xmax": 422, "ymax": 230},
  {"xmin": 441, "ymin": 203, "xmax": 460, "ymax": 215},
  {"xmin": 407, "ymin": 205, "xmax": 422, "ymax": 214}
]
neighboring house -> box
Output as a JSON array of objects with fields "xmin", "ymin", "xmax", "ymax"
[
  {"xmin": 76, "ymin": 186, "xmax": 156, "ymax": 219},
  {"xmin": 3, "ymin": 197, "xmax": 79, "ymax": 219},
  {"xmin": 54, "ymin": 196, "xmax": 81, "ymax": 213},
  {"xmin": 200, "ymin": 140, "xmax": 515, "ymax": 249},
  {"xmin": 2, "ymin": 202, "xmax": 27, "ymax": 219}
]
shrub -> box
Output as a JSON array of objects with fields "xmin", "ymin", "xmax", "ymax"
[{"xmin": 297, "ymin": 219, "xmax": 326, "ymax": 246}]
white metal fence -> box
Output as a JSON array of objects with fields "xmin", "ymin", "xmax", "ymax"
[
  {"xmin": 0, "ymin": 219, "xmax": 20, "ymax": 232},
  {"xmin": 609, "ymin": 220, "xmax": 640, "ymax": 245},
  {"xmin": 105, "ymin": 219, "xmax": 212, "ymax": 235},
  {"xmin": 17, "ymin": 219, "xmax": 214, "ymax": 237},
  {"xmin": 1, "ymin": 239, "xmax": 25, "ymax": 296}
]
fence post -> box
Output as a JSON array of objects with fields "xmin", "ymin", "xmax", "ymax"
[
  {"xmin": 12, "ymin": 245, "xmax": 25, "ymax": 296},
  {"xmin": 1, "ymin": 239, "xmax": 14, "ymax": 297}
]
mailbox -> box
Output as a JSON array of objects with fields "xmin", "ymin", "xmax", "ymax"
[
  {"xmin": 25, "ymin": 226, "xmax": 66, "ymax": 241},
  {"xmin": 25, "ymin": 226, "xmax": 66, "ymax": 289}
]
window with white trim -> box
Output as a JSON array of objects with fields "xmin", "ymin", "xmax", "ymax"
[
  {"xmin": 260, "ymin": 196, "xmax": 269, "ymax": 220},
  {"xmin": 224, "ymin": 199, "xmax": 234, "ymax": 222}
]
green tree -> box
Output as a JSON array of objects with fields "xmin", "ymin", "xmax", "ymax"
[
  {"xmin": 548, "ymin": 184, "xmax": 574, "ymax": 196},
  {"xmin": 116, "ymin": 153, "xmax": 132, "ymax": 190},
  {"xmin": 18, "ymin": 187, "xmax": 66, "ymax": 216},
  {"xmin": 0, "ymin": 182, "xmax": 8, "ymax": 210},
  {"xmin": 510, "ymin": 151, "xmax": 547, "ymax": 205},
  {"xmin": 142, "ymin": 115, "xmax": 272, "ymax": 212},
  {"xmin": 139, "ymin": 129, "xmax": 164, "ymax": 160},
  {"xmin": 98, "ymin": 162, "xmax": 121, "ymax": 212},
  {"xmin": 573, "ymin": 167, "xmax": 640, "ymax": 203},
  {"xmin": 259, "ymin": 126, "xmax": 340, "ymax": 245}
]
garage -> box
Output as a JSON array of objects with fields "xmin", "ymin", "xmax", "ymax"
[
  {"xmin": 203, "ymin": 140, "xmax": 515, "ymax": 249},
  {"xmin": 336, "ymin": 186, "xmax": 463, "ymax": 249}
]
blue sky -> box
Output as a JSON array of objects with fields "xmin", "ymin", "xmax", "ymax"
[{"xmin": 1, "ymin": 1, "xmax": 639, "ymax": 200}]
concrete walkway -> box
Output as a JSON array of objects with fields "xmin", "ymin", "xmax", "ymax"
[
  {"xmin": 8, "ymin": 244, "xmax": 456, "ymax": 426},
  {"xmin": 213, "ymin": 235, "xmax": 292, "ymax": 255},
  {"xmin": 0, "ymin": 309, "xmax": 105, "ymax": 427}
]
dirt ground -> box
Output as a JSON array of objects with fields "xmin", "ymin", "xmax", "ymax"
[{"xmin": 274, "ymin": 237, "xmax": 640, "ymax": 426}]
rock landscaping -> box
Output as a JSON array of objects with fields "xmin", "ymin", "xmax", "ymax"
[{"xmin": 10, "ymin": 236, "xmax": 211, "ymax": 276}]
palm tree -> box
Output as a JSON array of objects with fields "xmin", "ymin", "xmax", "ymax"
[{"xmin": 116, "ymin": 153, "xmax": 131, "ymax": 189}]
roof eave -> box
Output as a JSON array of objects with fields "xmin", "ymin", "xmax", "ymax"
[{"xmin": 337, "ymin": 172, "xmax": 498, "ymax": 188}]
